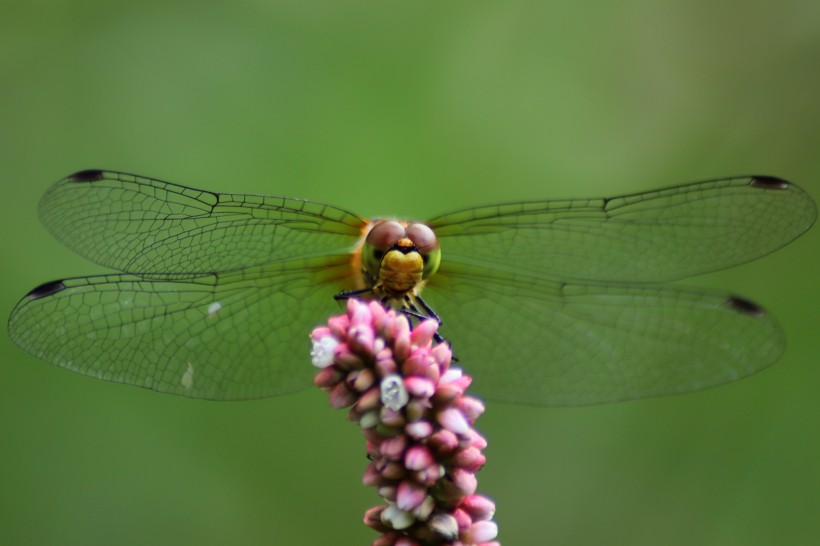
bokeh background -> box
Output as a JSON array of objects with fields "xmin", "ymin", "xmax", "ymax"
[{"xmin": 2, "ymin": 1, "xmax": 819, "ymax": 545}]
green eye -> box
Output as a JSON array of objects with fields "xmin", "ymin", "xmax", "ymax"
[
  {"xmin": 421, "ymin": 247, "xmax": 441, "ymax": 279},
  {"xmin": 362, "ymin": 244, "xmax": 383, "ymax": 279}
]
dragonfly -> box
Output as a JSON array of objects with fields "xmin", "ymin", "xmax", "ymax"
[{"xmin": 7, "ymin": 170, "xmax": 816, "ymax": 406}]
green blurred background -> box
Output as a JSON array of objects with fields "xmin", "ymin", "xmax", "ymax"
[{"xmin": 2, "ymin": 1, "xmax": 819, "ymax": 545}]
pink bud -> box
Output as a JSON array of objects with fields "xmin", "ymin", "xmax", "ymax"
[
  {"xmin": 375, "ymin": 353, "xmax": 398, "ymax": 376},
  {"xmin": 363, "ymin": 505, "xmax": 389, "ymax": 531},
  {"xmin": 433, "ymin": 382, "xmax": 464, "ymax": 403},
  {"xmin": 380, "ymin": 406, "xmax": 406, "ymax": 428},
  {"xmin": 402, "ymin": 353, "xmax": 433, "ymax": 377},
  {"xmin": 349, "ymin": 298, "xmax": 372, "ymax": 326},
  {"xmin": 451, "ymin": 446, "xmax": 486, "ymax": 473},
  {"xmin": 313, "ymin": 366, "xmax": 343, "ymax": 388},
  {"xmin": 354, "ymin": 386, "xmax": 381, "ymax": 413},
  {"xmin": 405, "ymin": 445, "xmax": 434, "ymax": 471},
  {"xmin": 393, "ymin": 319, "xmax": 411, "ymax": 361},
  {"xmin": 450, "ymin": 468, "xmax": 478, "ymax": 497},
  {"xmin": 327, "ymin": 314, "xmax": 350, "ymax": 338},
  {"xmin": 380, "ymin": 435, "xmax": 407, "ymax": 460},
  {"xmin": 429, "ymin": 429, "xmax": 459, "ymax": 454},
  {"xmin": 405, "ymin": 421, "xmax": 433, "ymax": 440},
  {"xmin": 335, "ymin": 349, "xmax": 364, "ymax": 371},
  {"xmin": 348, "ymin": 368, "xmax": 375, "ymax": 392},
  {"xmin": 397, "ymin": 480, "xmax": 427, "ymax": 511},
  {"xmin": 404, "ymin": 376, "xmax": 435, "ymax": 399},
  {"xmin": 367, "ymin": 300, "xmax": 387, "ymax": 324},
  {"xmin": 455, "ymin": 396, "xmax": 485, "ymax": 423},
  {"xmin": 414, "ymin": 464, "xmax": 444, "ymax": 487},
  {"xmin": 437, "ymin": 407, "xmax": 470, "ymax": 435},
  {"xmin": 460, "ymin": 495, "xmax": 496, "ymax": 521},
  {"xmin": 348, "ymin": 325, "xmax": 375, "ymax": 355},
  {"xmin": 462, "ymin": 520, "xmax": 499, "ymax": 543},
  {"xmin": 310, "ymin": 326, "xmax": 332, "ymax": 342},
  {"xmin": 362, "ymin": 463, "xmax": 382, "ymax": 486},
  {"xmin": 329, "ymin": 382, "xmax": 356, "ymax": 408},
  {"xmin": 452, "ymin": 507, "xmax": 472, "ymax": 530},
  {"xmin": 410, "ymin": 319, "xmax": 438, "ymax": 347},
  {"xmin": 431, "ymin": 342, "xmax": 451, "ymax": 370}
]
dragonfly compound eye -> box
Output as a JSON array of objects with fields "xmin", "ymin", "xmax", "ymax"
[
  {"xmin": 363, "ymin": 221, "xmax": 407, "ymax": 279},
  {"xmin": 406, "ymin": 223, "xmax": 441, "ymax": 279}
]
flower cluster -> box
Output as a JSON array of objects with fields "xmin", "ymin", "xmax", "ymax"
[{"xmin": 310, "ymin": 299, "xmax": 499, "ymax": 546}]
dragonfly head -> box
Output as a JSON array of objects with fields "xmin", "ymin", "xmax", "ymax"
[{"xmin": 363, "ymin": 221, "xmax": 441, "ymax": 291}]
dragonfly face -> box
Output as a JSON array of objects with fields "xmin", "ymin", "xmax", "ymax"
[
  {"xmin": 7, "ymin": 170, "xmax": 817, "ymax": 405},
  {"xmin": 360, "ymin": 220, "xmax": 441, "ymax": 300}
]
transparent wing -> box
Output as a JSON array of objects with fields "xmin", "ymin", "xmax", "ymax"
[
  {"xmin": 7, "ymin": 255, "xmax": 355, "ymax": 400},
  {"xmin": 39, "ymin": 170, "xmax": 366, "ymax": 275},
  {"xmin": 423, "ymin": 262, "xmax": 785, "ymax": 406},
  {"xmin": 428, "ymin": 176, "xmax": 816, "ymax": 283}
]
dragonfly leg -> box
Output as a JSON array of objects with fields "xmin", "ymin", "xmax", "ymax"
[
  {"xmin": 334, "ymin": 287, "xmax": 373, "ymax": 302},
  {"xmin": 401, "ymin": 294, "xmax": 453, "ymax": 349}
]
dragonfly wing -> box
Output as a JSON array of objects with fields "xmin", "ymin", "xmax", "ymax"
[
  {"xmin": 423, "ymin": 262, "xmax": 785, "ymax": 406},
  {"xmin": 428, "ymin": 176, "xmax": 816, "ymax": 283},
  {"xmin": 7, "ymin": 254, "xmax": 355, "ymax": 400},
  {"xmin": 39, "ymin": 170, "xmax": 365, "ymax": 274}
]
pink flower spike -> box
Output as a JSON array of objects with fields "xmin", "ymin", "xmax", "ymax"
[
  {"xmin": 309, "ymin": 301, "xmax": 498, "ymax": 543},
  {"xmin": 463, "ymin": 520, "xmax": 499, "ymax": 544},
  {"xmin": 410, "ymin": 319, "xmax": 438, "ymax": 348}
]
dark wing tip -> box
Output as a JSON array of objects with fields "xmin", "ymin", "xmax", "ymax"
[
  {"xmin": 725, "ymin": 295, "xmax": 766, "ymax": 317},
  {"xmin": 748, "ymin": 176, "xmax": 790, "ymax": 190},
  {"xmin": 68, "ymin": 169, "xmax": 106, "ymax": 182},
  {"xmin": 27, "ymin": 280, "xmax": 67, "ymax": 300}
]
